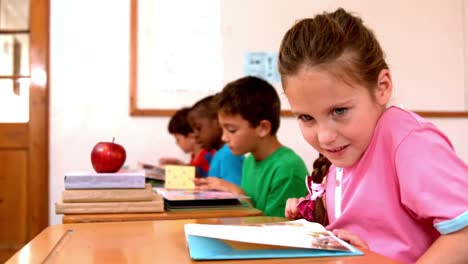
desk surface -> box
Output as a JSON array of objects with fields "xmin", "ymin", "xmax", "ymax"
[
  {"xmin": 62, "ymin": 207, "xmax": 263, "ymax": 223},
  {"xmin": 8, "ymin": 216, "xmax": 399, "ymax": 264}
]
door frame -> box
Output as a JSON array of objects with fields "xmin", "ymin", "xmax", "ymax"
[{"xmin": 27, "ymin": 0, "xmax": 49, "ymax": 238}]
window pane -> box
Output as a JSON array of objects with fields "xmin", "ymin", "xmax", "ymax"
[
  {"xmin": 0, "ymin": 79, "xmax": 29, "ymax": 123},
  {"xmin": 0, "ymin": 33, "xmax": 29, "ymax": 76},
  {"xmin": 0, "ymin": 0, "xmax": 30, "ymax": 30}
]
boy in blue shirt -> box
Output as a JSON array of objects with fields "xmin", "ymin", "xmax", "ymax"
[
  {"xmin": 188, "ymin": 95, "xmax": 244, "ymax": 185},
  {"xmin": 194, "ymin": 76, "xmax": 308, "ymax": 217}
]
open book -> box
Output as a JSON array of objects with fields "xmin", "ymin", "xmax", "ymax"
[
  {"xmin": 184, "ymin": 219, "xmax": 363, "ymax": 260},
  {"xmin": 138, "ymin": 162, "xmax": 165, "ymax": 181}
]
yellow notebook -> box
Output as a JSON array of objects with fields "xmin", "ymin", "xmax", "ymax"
[{"xmin": 164, "ymin": 165, "xmax": 196, "ymax": 189}]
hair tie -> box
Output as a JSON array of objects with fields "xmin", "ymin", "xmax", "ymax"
[
  {"xmin": 297, "ymin": 175, "xmax": 326, "ymax": 222},
  {"xmin": 310, "ymin": 183, "xmax": 325, "ymax": 200},
  {"xmin": 305, "ymin": 175, "xmax": 325, "ymax": 201}
]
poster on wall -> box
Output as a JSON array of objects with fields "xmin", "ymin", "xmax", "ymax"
[{"xmin": 243, "ymin": 52, "xmax": 280, "ymax": 84}]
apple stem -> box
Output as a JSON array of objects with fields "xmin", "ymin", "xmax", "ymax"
[{"xmin": 112, "ymin": 137, "xmax": 115, "ymax": 143}]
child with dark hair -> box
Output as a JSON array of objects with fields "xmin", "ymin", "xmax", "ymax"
[
  {"xmin": 279, "ymin": 8, "xmax": 468, "ymax": 263},
  {"xmin": 188, "ymin": 96, "xmax": 244, "ymax": 184},
  {"xmin": 194, "ymin": 76, "xmax": 308, "ymax": 217},
  {"xmin": 159, "ymin": 107, "xmax": 214, "ymax": 177}
]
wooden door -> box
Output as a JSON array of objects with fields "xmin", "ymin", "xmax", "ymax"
[{"xmin": 0, "ymin": 0, "xmax": 49, "ymax": 262}]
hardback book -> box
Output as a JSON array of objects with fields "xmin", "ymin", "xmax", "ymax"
[
  {"xmin": 55, "ymin": 193, "xmax": 164, "ymax": 214},
  {"xmin": 154, "ymin": 188, "xmax": 246, "ymax": 210},
  {"xmin": 62, "ymin": 183, "xmax": 154, "ymax": 203},
  {"xmin": 64, "ymin": 171, "xmax": 145, "ymax": 190},
  {"xmin": 184, "ymin": 219, "xmax": 363, "ymax": 260}
]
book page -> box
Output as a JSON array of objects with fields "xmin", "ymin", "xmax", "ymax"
[
  {"xmin": 184, "ymin": 219, "xmax": 357, "ymax": 252},
  {"xmin": 154, "ymin": 188, "xmax": 244, "ymax": 201}
]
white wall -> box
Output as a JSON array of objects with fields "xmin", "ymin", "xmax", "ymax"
[{"xmin": 49, "ymin": 0, "xmax": 468, "ymax": 225}]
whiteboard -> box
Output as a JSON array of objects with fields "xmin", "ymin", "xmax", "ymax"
[{"xmin": 131, "ymin": 0, "xmax": 468, "ymax": 115}]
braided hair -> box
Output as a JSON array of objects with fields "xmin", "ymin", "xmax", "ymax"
[{"xmin": 310, "ymin": 154, "xmax": 331, "ymax": 226}]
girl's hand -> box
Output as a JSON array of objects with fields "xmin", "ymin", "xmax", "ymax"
[
  {"xmin": 285, "ymin": 197, "xmax": 306, "ymax": 220},
  {"xmin": 332, "ymin": 229, "xmax": 369, "ymax": 249},
  {"xmin": 193, "ymin": 177, "xmax": 244, "ymax": 195},
  {"xmin": 158, "ymin": 157, "xmax": 185, "ymax": 166}
]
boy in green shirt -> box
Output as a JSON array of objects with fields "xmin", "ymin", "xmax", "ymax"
[{"xmin": 194, "ymin": 76, "xmax": 308, "ymax": 217}]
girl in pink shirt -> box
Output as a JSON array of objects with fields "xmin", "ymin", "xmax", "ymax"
[{"xmin": 279, "ymin": 8, "xmax": 468, "ymax": 264}]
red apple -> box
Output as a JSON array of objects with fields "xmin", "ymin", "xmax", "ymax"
[{"xmin": 91, "ymin": 138, "xmax": 126, "ymax": 173}]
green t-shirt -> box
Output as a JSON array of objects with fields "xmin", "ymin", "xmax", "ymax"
[{"xmin": 241, "ymin": 146, "xmax": 308, "ymax": 217}]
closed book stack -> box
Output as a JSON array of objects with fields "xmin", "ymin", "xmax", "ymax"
[{"xmin": 55, "ymin": 171, "xmax": 164, "ymax": 214}]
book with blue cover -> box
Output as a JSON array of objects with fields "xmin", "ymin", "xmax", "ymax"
[{"xmin": 184, "ymin": 219, "xmax": 363, "ymax": 260}]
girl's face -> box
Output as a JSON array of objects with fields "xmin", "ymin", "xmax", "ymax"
[{"xmin": 283, "ymin": 67, "xmax": 391, "ymax": 168}]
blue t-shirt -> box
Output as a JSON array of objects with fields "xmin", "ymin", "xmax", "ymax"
[{"xmin": 208, "ymin": 144, "xmax": 244, "ymax": 185}]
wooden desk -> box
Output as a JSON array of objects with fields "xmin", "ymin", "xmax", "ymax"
[
  {"xmin": 7, "ymin": 216, "xmax": 399, "ymax": 264},
  {"xmin": 62, "ymin": 207, "xmax": 263, "ymax": 223}
]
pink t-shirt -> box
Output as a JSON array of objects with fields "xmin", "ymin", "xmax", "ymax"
[{"xmin": 325, "ymin": 106, "xmax": 468, "ymax": 264}]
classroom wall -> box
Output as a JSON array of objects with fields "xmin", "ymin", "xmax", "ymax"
[
  {"xmin": 220, "ymin": 0, "xmax": 467, "ymax": 111},
  {"xmin": 49, "ymin": 0, "xmax": 468, "ymax": 225}
]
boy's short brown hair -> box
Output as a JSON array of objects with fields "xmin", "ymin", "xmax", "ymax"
[
  {"xmin": 216, "ymin": 76, "xmax": 280, "ymax": 135},
  {"xmin": 168, "ymin": 107, "xmax": 193, "ymax": 136}
]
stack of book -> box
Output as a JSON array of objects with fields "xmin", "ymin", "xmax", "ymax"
[{"xmin": 55, "ymin": 171, "xmax": 164, "ymax": 214}]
